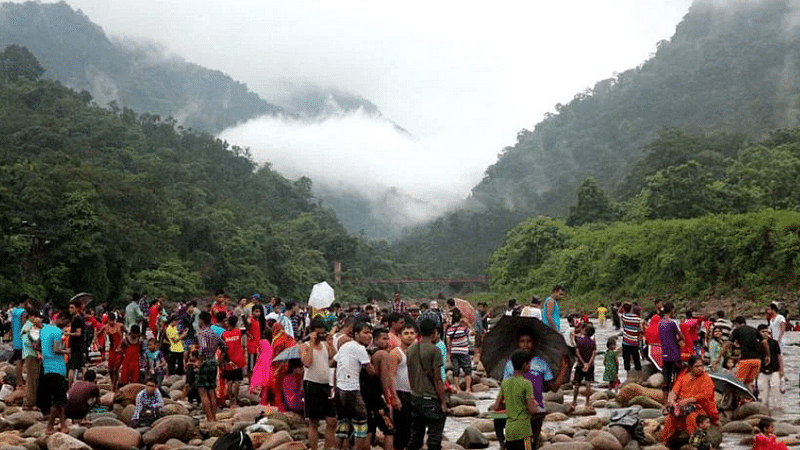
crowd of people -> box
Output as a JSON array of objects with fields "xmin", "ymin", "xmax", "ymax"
[
  {"xmin": 2, "ymin": 286, "xmax": 796, "ymax": 450},
  {"xmin": 2, "ymin": 291, "xmax": 497, "ymax": 450}
]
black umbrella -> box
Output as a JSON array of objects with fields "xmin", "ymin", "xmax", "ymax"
[
  {"xmin": 709, "ymin": 371, "xmax": 756, "ymax": 409},
  {"xmin": 480, "ymin": 315, "xmax": 573, "ymax": 384}
]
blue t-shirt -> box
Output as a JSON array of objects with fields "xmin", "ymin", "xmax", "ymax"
[
  {"xmin": 11, "ymin": 307, "xmax": 25, "ymax": 349},
  {"xmin": 502, "ymin": 356, "xmax": 554, "ymax": 408},
  {"xmin": 40, "ymin": 324, "xmax": 66, "ymax": 376},
  {"xmin": 435, "ymin": 340, "xmax": 447, "ymax": 382},
  {"xmin": 210, "ymin": 324, "xmax": 225, "ymax": 337}
]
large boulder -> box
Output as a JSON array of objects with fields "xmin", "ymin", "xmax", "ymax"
[
  {"xmin": 271, "ymin": 443, "xmax": 305, "ymax": 450},
  {"xmin": 540, "ymin": 442, "xmax": 593, "ymax": 450},
  {"xmin": 616, "ymin": 384, "xmax": 665, "ymax": 407},
  {"xmin": 471, "ymin": 419, "xmax": 495, "ymax": 433},
  {"xmin": 0, "ymin": 431, "xmax": 27, "ymax": 447},
  {"xmin": 83, "ymin": 426, "xmax": 142, "ymax": 450},
  {"xmin": 722, "ymin": 421, "xmax": 755, "ymax": 434},
  {"xmin": 90, "ymin": 417, "xmax": 126, "ymax": 427},
  {"xmin": 733, "ymin": 402, "xmax": 769, "ymax": 420},
  {"xmin": 233, "ymin": 405, "xmax": 270, "ymax": 423},
  {"xmin": 5, "ymin": 412, "xmax": 42, "ymax": 430},
  {"xmin": 607, "ymin": 426, "xmax": 632, "ymax": 447},
  {"xmin": 114, "ymin": 384, "xmax": 146, "ymax": 406},
  {"xmin": 451, "ymin": 406, "xmax": 479, "ymax": 417},
  {"xmin": 628, "ymin": 396, "xmax": 664, "ymax": 410},
  {"xmin": 46, "ymin": 432, "xmax": 91, "ymax": 450},
  {"xmin": 589, "ymin": 430, "xmax": 623, "ymax": 450},
  {"xmin": 163, "ymin": 403, "xmax": 190, "ymax": 416},
  {"xmin": 456, "ymin": 427, "xmax": 490, "ymax": 449},
  {"xmin": 645, "ymin": 374, "xmax": 664, "ymax": 389},
  {"xmin": 259, "ymin": 431, "xmax": 293, "ymax": 450},
  {"xmin": 576, "ymin": 416, "xmax": 602, "ymax": 430},
  {"xmin": 98, "ymin": 392, "xmax": 115, "ymax": 407},
  {"xmin": 118, "ymin": 404, "xmax": 136, "ymax": 425},
  {"xmin": 142, "ymin": 415, "xmax": 199, "ymax": 446},
  {"xmin": 544, "ymin": 392, "xmax": 565, "ymax": 403},
  {"xmin": 545, "ymin": 413, "xmax": 569, "ymax": 422}
]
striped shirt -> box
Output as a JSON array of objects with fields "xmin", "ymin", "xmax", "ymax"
[
  {"xmin": 196, "ymin": 326, "xmax": 225, "ymax": 361},
  {"xmin": 131, "ymin": 389, "xmax": 163, "ymax": 421},
  {"xmin": 621, "ymin": 313, "xmax": 642, "ymax": 346},
  {"xmin": 446, "ymin": 324, "xmax": 470, "ymax": 354},
  {"xmin": 392, "ymin": 300, "xmax": 407, "ymax": 315}
]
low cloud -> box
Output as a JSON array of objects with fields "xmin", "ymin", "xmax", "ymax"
[{"xmin": 218, "ymin": 110, "xmax": 489, "ymax": 230}]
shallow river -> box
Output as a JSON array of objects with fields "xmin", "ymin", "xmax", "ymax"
[{"xmin": 443, "ymin": 318, "xmax": 800, "ymax": 450}]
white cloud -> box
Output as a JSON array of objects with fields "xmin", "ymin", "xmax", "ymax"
[{"xmin": 25, "ymin": 0, "xmax": 694, "ymax": 207}]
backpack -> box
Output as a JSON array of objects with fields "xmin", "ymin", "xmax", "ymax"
[{"xmin": 212, "ymin": 431, "xmax": 253, "ymax": 450}]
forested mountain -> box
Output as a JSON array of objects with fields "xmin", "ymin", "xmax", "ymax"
[
  {"xmin": 396, "ymin": 0, "xmax": 800, "ymax": 276},
  {"xmin": 0, "ymin": 1, "xmax": 283, "ymax": 133},
  {"xmin": 0, "ymin": 54, "xmax": 422, "ymax": 306}
]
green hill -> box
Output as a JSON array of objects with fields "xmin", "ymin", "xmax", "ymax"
[
  {"xmin": 397, "ymin": 0, "xmax": 800, "ymax": 276},
  {"xmin": 0, "ymin": 1, "xmax": 283, "ymax": 133}
]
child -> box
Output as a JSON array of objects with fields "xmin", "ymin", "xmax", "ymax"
[
  {"xmin": 281, "ymin": 358, "xmax": 304, "ymax": 415},
  {"xmin": 119, "ymin": 324, "xmax": 142, "ymax": 386},
  {"xmin": 144, "ymin": 338, "xmax": 168, "ymax": 387},
  {"xmin": 689, "ymin": 414, "xmax": 711, "ymax": 450},
  {"xmin": 572, "ymin": 324, "xmax": 596, "ymax": 407},
  {"xmin": 754, "ymin": 417, "xmax": 790, "ymax": 450},
  {"xmin": 183, "ymin": 347, "xmax": 201, "ymax": 404},
  {"xmin": 492, "ymin": 350, "xmax": 538, "ymax": 450},
  {"xmin": 603, "ymin": 337, "xmax": 620, "ymax": 391},
  {"xmin": 708, "ymin": 327, "xmax": 724, "ymax": 371},
  {"xmin": 222, "ymin": 316, "xmax": 246, "ymax": 407},
  {"xmin": 131, "ymin": 376, "xmax": 164, "ymax": 428}
]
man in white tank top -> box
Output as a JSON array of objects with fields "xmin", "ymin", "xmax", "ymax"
[
  {"xmin": 300, "ymin": 319, "xmax": 337, "ymax": 450},
  {"xmin": 387, "ymin": 323, "xmax": 417, "ymax": 450}
]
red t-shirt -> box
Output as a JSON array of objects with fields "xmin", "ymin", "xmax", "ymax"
[
  {"xmin": 246, "ymin": 319, "xmax": 261, "ymax": 354},
  {"xmin": 211, "ymin": 303, "xmax": 227, "ymax": 324},
  {"xmin": 222, "ymin": 329, "xmax": 246, "ymax": 369},
  {"xmin": 149, "ymin": 305, "xmax": 160, "ymax": 334}
]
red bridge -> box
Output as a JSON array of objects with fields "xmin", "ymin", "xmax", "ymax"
[{"xmin": 347, "ymin": 277, "xmax": 489, "ymax": 284}]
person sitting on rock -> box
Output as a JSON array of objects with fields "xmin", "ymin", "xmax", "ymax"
[{"xmin": 131, "ymin": 376, "xmax": 164, "ymax": 428}]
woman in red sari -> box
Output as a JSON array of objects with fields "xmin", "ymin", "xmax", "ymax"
[
  {"xmin": 661, "ymin": 355, "xmax": 718, "ymax": 446},
  {"xmin": 269, "ymin": 322, "xmax": 296, "ymax": 411}
]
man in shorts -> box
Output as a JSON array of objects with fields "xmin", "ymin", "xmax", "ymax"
[
  {"xmin": 300, "ymin": 319, "xmax": 337, "ymax": 450},
  {"xmin": 38, "ymin": 311, "xmax": 71, "ymax": 434},
  {"xmin": 717, "ymin": 316, "xmax": 770, "ymax": 391},
  {"xmin": 222, "ymin": 316, "xmax": 245, "ymax": 407},
  {"xmin": 334, "ymin": 320, "xmax": 375, "ymax": 450},
  {"xmin": 196, "ymin": 311, "xmax": 225, "ymax": 421},
  {"xmin": 10, "ymin": 295, "xmax": 29, "ymax": 388},
  {"xmin": 67, "ymin": 299, "xmax": 85, "ymax": 386},
  {"xmin": 446, "ymin": 308, "xmax": 472, "ymax": 393},
  {"xmin": 572, "ymin": 324, "xmax": 596, "ymax": 407},
  {"xmin": 366, "ymin": 327, "xmax": 395, "ymax": 450}
]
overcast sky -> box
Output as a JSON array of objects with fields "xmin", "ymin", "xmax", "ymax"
[{"xmin": 31, "ymin": 0, "xmax": 694, "ymax": 209}]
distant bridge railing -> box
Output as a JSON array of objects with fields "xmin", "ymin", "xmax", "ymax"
[{"xmin": 346, "ymin": 277, "xmax": 489, "ymax": 284}]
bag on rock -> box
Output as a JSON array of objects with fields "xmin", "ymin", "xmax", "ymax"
[{"xmin": 212, "ymin": 431, "xmax": 253, "ymax": 450}]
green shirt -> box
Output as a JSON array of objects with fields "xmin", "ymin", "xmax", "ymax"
[
  {"xmin": 502, "ymin": 375, "xmax": 534, "ymax": 441},
  {"xmin": 407, "ymin": 341, "xmax": 442, "ymax": 397}
]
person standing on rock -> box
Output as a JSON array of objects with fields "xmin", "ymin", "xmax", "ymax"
[
  {"xmin": 222, "ymin": 316, "xmax": 246, "ymax": 408},
  {"xmin": 407, "ymin": 318, "xmax": 448, "ymax": 450},
  {"xmin": 756, "ymin": 324, "xmax": 783, "ymax": 409},
  {"xmin": 658, "ymin": 303, "xmax": 684, "ymax": 393},
  {"xmin": 542, "ymin": 285, "xmax": 566, "ymax": 331},
  {"xmin": 38, "ymin": 311, "xmax": 71, "ymax": 434},
  {"xmin": 166, "ymin": 314, "xmax": 187, "ymax": 376},
  {"xmin": 67, "ymin": 299, "xmax": 86, "ymax": 386},
  {"xmin": 21, "ymin": 308, "xmax": 42, "ymax": 409},
  {"xmin": 10, "ymin": 295, "xmax": 28, "ymax": 389},
  {"xmin": 388, "ymin": 323, "xmax": 416, "ymax": 450},
  {"xmin": 334, "ymin": 320, "xmax": 375, "ymax": 450},
  {"xmin": 196, "ymin": 311, "xmax": 226, "ymax": 422},
  {"xmin": 446, "ymin": 308, "xmax": 472, "ymax": 393},
  {"xmin": 364, "ymin": 327, "xmax": 396, "ymax": 450},
  {"xmin": 715, "ymin": 316, "xmax": 769, "ymax": 391},
  {"xmin": 620, "ymin": 302, "xmax": 643, "ymax": 383},
  {"xmin": 492, "ymin": 350, "xmax": 539, "ymax": 450},
  {"xmin": 300, "ymin": 319, "xmax": 337, "ymax": 450}
]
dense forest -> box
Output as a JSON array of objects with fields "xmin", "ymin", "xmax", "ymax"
[
  {"xmin": 396, "ymin": 0, "xmax": 800, "ymax": 277},
  {"xmin": 0, "ymin": 46, "xmax": 430, "ymax": 307}
]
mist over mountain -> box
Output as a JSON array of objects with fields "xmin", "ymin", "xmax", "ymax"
[{"xmin": 396, "ymin": 0, "xmax": 800, "ymax": 275}]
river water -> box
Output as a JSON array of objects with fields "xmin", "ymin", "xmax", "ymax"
[{"xmin": 443, "ymin": 318, "xmax": 800, "ymax": 450}]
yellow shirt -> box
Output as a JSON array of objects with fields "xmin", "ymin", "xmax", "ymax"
[
  {"xmin": 166, "ymin": 325, "xmax": 183, "ymax": 353},
  {"xmin": 597, "ymin": 307, "xmax": 608, "ymax": 319}
]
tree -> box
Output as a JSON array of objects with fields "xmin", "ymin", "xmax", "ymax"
[
  {"xmin": 566, "ymin": 177, "xmax": 619, "ymax": 226},
  {"xmin": 0, "ymin": 45, "xmax": 45, "ymax": 81},
  {"xmin": 646, "ymin": 161, "xmax": 716, "ymax": 219}
]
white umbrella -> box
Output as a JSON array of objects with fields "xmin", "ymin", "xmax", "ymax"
[{"xmin": 308, "ymin": 281, "xmax": 335, "ymax": 309}]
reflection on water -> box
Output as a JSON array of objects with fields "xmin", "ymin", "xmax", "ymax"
[{"xmin": 444, "ymin": 318, "xmax": 800, "ymax": 450}]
